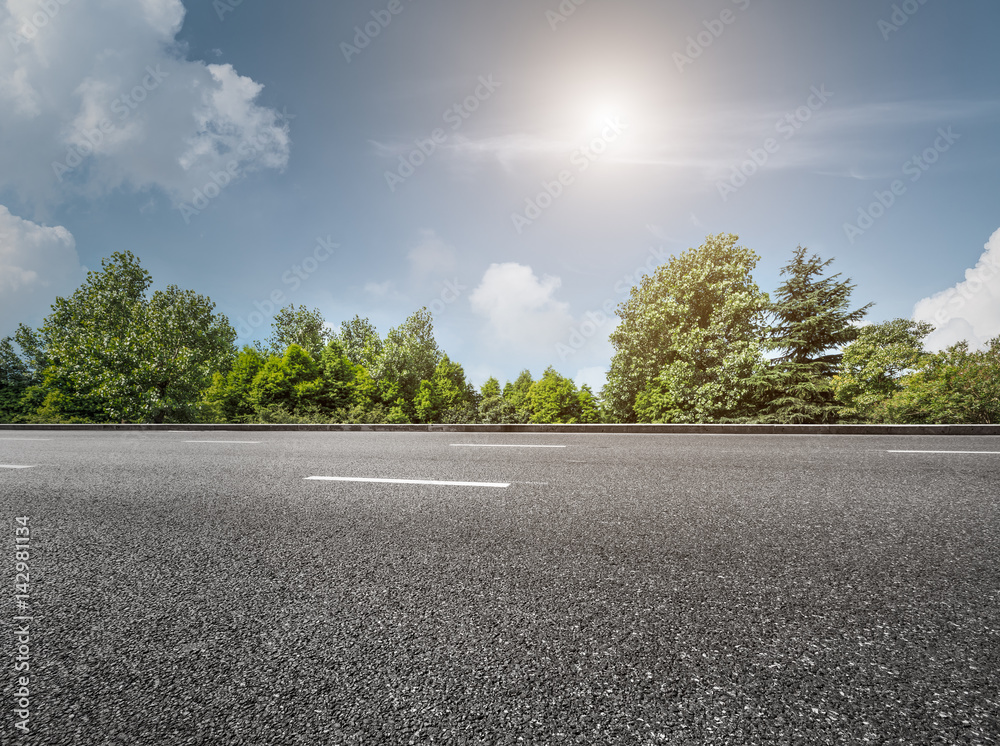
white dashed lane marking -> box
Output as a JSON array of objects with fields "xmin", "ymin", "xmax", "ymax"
[
  {"xmin": 450, "ymin": 444, "xmax": 566, "ymax": 448},
  {"xmin": 888, "ymin": 450, "xmax": 1000, "ymax": 455},
  {"xmin": 305, "ymin": 476, "xmax": 510, "ymax": 488},
  {"xmin": 0, "ymin": 465, "xmax": 35, "ymax": 469},
  {"xmin": 185, "ymin": 440, "xmax": 261, "ymax": 444}
]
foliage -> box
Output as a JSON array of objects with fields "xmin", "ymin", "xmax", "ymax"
[
  {"xmin": 267, "ymin": 305, "xmax": 332, "ymax": 358},
  {"xmin": 370, "ymin": 308, "xmax": 442, "ymax": 417},
  {"xmin": 834, "ymin": 319, "xmax": 933, "ymax": 421},
  {"xmin": 604, "ymin": 233, "xmax": 769, "ymax": 423},
  {"xmin": 525, "ymin": 367, "xmax": 600, "ymax": 424},
  {"xmin": 338, "ymin": 315, "xmax": 383, "ymax": 370},
  {"xmin": 34, "ymin": 252, "xmax": 236, "ymax": 423},
  {"xmin": 876, "ymin": 338, "xmax": 1000, "ymax": 424},
  {"xmin": 751, "ymin": 247, "xmax": 873, "ymax": 424},
  {"xmin": 413, "ymin": 355, "xmax": 477, "ymax": 423}
]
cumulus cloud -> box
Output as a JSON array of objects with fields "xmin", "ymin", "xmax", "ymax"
[
  {"xmin": 0, "ymin": 205, "xmax": 86, "ymax": 335},
  {"xmin": 0, "ymin": 0, "xmax": 289, "ymax": 209},
  {"xmin": 913, "ymin": 228, "xmax": 1000, "ymax": 351},
  {"xmin": 469, "ymin": 263, "xmax": 574, "ymax": 350}
]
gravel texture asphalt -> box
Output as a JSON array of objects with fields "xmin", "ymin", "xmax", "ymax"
[{"xmin": 1, "ymin": 432, "xmax": 998, "ymax": 745}]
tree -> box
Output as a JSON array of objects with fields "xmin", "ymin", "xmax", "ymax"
[
  {"xmin": 36, "ymin": 252, "xmax": 236, "ymax": 422},
  {"xmin": 370, "ymin": 308, "xmax": 442, "ymax": 417},
  {"xmin": 527, "ymin": 367, "xmax": 586, "ymax": 423},
  {"xmin": 878, "ymin": 338, "xmax": 1000, "ymax": 424},
  {"xmin": 604, "ymin": 233, "xmax": 769, "ymax": 423},
  {"xmin": 834, "ymin": 319, "xmax": 933, "ymax": 421},
  {"xmin": 413, "ymin": 355, "xmax": 477, "ymax": 423},
  {"xmin": 338, "ymin": 315, "xmax": 383, "ymax": 370},
  {"xmin": 249, "ymin": 344, "xmax": 324, "ymax": 415},
  {"xmin": 478, "ymin": 376, "xmax": 520, "ymax": 424},
  {"xmin": 267, "ymin": 305, "xmax": 332, "ymax": 358},
  {"xmin": 502, "ymin": 370, "xmax": 534, "ymax": 422},
  {"xmin": 202, "ymin": 346, "xmax": 267, "ymax": 422},
  {"xmin": 752, "ymin": 247, "xmax": 873, "ymax": 423}
]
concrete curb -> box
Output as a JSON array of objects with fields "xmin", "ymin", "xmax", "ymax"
[{"xmin": 1, "ymin": 423, "xmax": 999, "ymax": 435}]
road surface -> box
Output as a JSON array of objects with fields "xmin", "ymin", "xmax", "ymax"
[{"xmin": 2, "ymin": 432, "xmax": 998, "ymax": 744}]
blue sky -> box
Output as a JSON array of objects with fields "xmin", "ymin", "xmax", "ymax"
[{"xmin": 2, "ymin": 0, "xmax": 999, "ymax": 390}]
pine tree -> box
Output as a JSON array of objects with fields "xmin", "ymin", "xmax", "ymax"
[{"xmin": 752, "ymin": 247, "xmax": 872, "ymax": 423}]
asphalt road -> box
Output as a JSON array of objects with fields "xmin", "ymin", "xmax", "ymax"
[{"xmin": 2, "ymin": 432, "xmax": 998, "ymax": 745}]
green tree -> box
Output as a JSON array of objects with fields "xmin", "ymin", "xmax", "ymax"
[
  {"xmin": 527, "ymin": 367, "xmax": 585, "ymax": 423},
  {"xmin": 37, "ymin": 252, "xmax": 236, "ymax": 422},
  {"xmin": 370, "ymin": 308, "xmax": 442, "ymax": 417},
  {"xmin": 249, "ymin": 344, "xmax": 322, "ymax": 415},
  {"xmin": 477, "ymin": 376, "xmax": 520, "ymax": 424},
  {"xmin": 202, "ymin": 346, "xmax": 267, "ymax": 422},
  {"xmin": 413, "ymin": 354, "xmax": 477, "ymax": 423},
  {"xmin": 752, "ymin": 247, "xmax": 873, "ymax": 423},
  {"xmin": 503, "ymin": 370, "xmax": 534, "ymax": 418},
  {"xmin": 338, "ymin": 315, "xmax": 383, "ymax": 370},
  {"xmin": 0, "ymin": 336, "xmax": 32, "ymax": 422},
  {"xmin": 878, "ymin": 338, "xmax": 1000, "ymax": 424},
  {"xmin": 604, "ymin": 233, "xmax": 769, "ymax": 423},
  {"xmin": 267, "ymin": 305, "xmax": 332, "ymax": 358},
  {"xmin": 834, "ymin": 319, "xmax": 933, "ymax": 421}
]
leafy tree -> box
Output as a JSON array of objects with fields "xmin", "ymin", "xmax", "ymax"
[
  {"xmin": 527, "ymin": 367, "xmax": 587, "ymax": 423},
  {"xmin": 604, "ymin": 233, "xmax": 769, "ymax": 423},
  {"xmin": 370, "ymin": 308, "xmax": 442, "ymax": 417},
  {"xmin": 267, "ymin": 305, "xmax": 332, "ymax": 358},
  {"xmin": 36, "ymin": 251, "xmax": 236, "ymax": 422},
  {"xmin": 878, "ymin": 338, "xmax": 1000, "ymax": 424},
  {"xmin": 202, "ymin": 346, "xmax": 267, "ymax": 422},
  {"xmin": 318, "ymin": 339, "xmax": 366, "ymax": 412},
  {"xmin": 338, "ymin": 315, "xmax": 383, "ymax": 370},
  {"xmin": 0, "ymin": 336, "xmax": 33, "ymax": 422},
  {"xmin": 751, "ymin": 247, "xmax": 873, "ymax": 423},
  {"xmin": 576, "ymin": 384, "xmax": 602, "ymax": 424},
  {"xmin": 480, "ymin": 377, "xmax": 502, "ymax": 400},
  {"xmin": 249, "ymin": 344, "xmax": 322, "ymax": 414},
  {"xmin": 413, "ymin": 354, "xmax": 477, "ymax": 423},
  {"xmin": 503, "ymin": 370, "xmax": 534, "ymax": 420},
  {"xmin": 834, "ymin": 319, "xmax": 933, "ymax": 421}
]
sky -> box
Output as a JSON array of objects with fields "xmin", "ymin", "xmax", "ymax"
[{"xmin": 2, "ymin": 0, "xmax": 999, "ymax": 391}]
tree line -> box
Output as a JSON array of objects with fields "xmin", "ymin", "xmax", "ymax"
[{"xmin": 2, "ymin": 236, "xmax": 997, "ymax": 424}]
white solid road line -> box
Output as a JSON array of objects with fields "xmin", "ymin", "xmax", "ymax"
[
  {"xmin": 185, "ymin": 440, "xmax": 261, "ymax": 444},
  {"xmin": 450, "ymin": 444, "xmax": 567, "ymax": 448},
  {"xmin": 304, "ymin": 476, "xmax": 510, "ymax": 488},
  {"xmin": 888, "ymin": 450, "xmax": 1000, "ymax": 455},
  {"xmin": 0, "ymin": 465, "xmax": 35, "ymax": 469}
]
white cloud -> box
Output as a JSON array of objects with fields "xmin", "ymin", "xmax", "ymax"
[
  {"xmin": 913, "ymin": 228, "xmax": 1000, "ymax": 351},
  {"xmin": 0, "ymin": 0, "xmax": 289, "ymax": 208},
  {"xmin": 469, "ymin": 263, "xmax": 573, "ymax": 350},
  {"xmin": 0, "ymin": 204, "xmax": 86, "ymax": 335}
]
